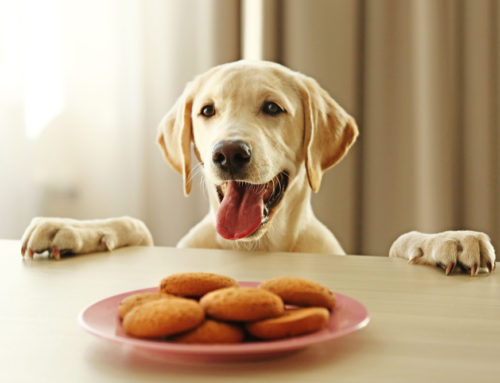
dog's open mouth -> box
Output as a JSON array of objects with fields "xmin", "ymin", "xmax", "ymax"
[{"xmin": 215, "ymin": 171, "xmax": 289, "ymax": 240}]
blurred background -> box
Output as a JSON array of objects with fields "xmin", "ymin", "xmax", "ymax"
[{"xmin": 0, "ymin": 0, "xmax": 498, "ymax": 256}]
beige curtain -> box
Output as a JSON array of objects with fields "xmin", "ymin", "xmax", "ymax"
[{"xmin": 274, "ymin": 0, "xmax": 499, "ymax": 256}]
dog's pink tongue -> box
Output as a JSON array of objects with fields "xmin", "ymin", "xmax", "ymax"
[{"xmin": 216, "ymin": 181, "xmax": 264, "ymax": 240}]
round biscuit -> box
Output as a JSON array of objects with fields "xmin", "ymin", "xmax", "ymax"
[
  {"xmin": 200, "ymin": 287, "xmax": 284, "ymax": 322},
  {"xmin": 159, "ymin": 272, "xmax": 238, "ymax": 298},
  {"xmin": 259, "ymin": 277, "xmax": 336, "ymax": 309},
  {"xmin": 246, "ymin": 307, "xmax": 330, "ymax": 340},
  {"xmin": 172, "ymin": 319, "xmax": 245, "ymax": 344},
  {"xmin": 122, "ymin": 297, "xmax": 204, "ymax": 338},
  {"xmin": 118, "ymin": 292, "xmax": 172, "ymax": 319}
]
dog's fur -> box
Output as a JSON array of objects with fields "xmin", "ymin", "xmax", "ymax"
[{"xmin": 21, "ymin": 61, "xmax": 496, "ymax": 275}]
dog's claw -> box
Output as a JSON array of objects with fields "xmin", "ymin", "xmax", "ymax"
[
  {"xmin": 28, "ymin": 248, "xmax": 34, "ymax": 259},
  {"xmin": 52, "ymin": 246, "xmax": 61, "ymax": 261},
  {"xmin": 408, "ymin": 251, "xmax": 423, "ymax": 264},
  {"xmin": 445, "ymin": 262, "xmax": 455, "ymax": 276},
  {"xmin": 471, "ymin": 263, "xmax": 478, "ymax": 276},
  {"xmin": 104, "ymin": 241, "xmax": 111, "ymax": 251},
  {"xmin": 21, "ymin": 246, "xmax": 26, "ymax": 257},
  {"xmin": 102, "ymin": 238, "xmax": 114, "ymax": 252},
  {"xmin": 486, "ymin": 262, "xmax": 493, "ymax": 274}
]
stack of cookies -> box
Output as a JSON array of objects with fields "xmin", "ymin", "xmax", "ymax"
[{"xmin": 119, "ymin": 272, "xmax": 335, "ymax": 344}]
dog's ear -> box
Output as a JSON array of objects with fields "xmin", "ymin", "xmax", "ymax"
[
  {"xmin": 300, "ymin": 76, "xmax": 359, "ymax": 192},
  {"xmin": 157, "ymin": 83, "xmax": 194, "ymax": 196}
]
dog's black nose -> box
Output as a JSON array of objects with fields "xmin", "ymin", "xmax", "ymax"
[{"xmin": 212, "ymin": 140, "xmax": 252, "ymax": 173}]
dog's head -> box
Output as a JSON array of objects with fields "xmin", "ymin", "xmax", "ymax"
[{"xmin": 157, "ymin": 60, "xmax": 358, "ymax": 242}]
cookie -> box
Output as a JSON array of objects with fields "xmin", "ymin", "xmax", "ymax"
[
  {"xmin": 200, "ymin": 287, "xmax": 284, "ymax": 322},
  {"xmin": 118, "ymin": 292, "xmax": 171, "ymax": 319},
  {"xmin": 172, "ymin": 319, "xmax": 245, "ymax": 344},
  {"xmin": 259, "ymin": 277, "xmax": 336, "ymax": 309},
  {"xmin": 246, "ymin": 307, "xmax": 330, "ymax": 340},
  {"xmin": 159, "ymin": 272, "xmax": 239, "ymax": 298},
  {"xmin": 122, "ymin": 297, "xmax": 204, "ymax": 338}
]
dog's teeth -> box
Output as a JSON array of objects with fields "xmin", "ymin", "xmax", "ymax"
[
  {"xmin": 261, "ymin": 214, "xmax": 269, "ymax": 224},
  {"xmin": 263, "ymin": 205, "xmax": 269, "ymax": 216}
]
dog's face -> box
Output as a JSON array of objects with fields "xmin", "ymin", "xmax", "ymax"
[{"xmin": 158, "ymin": 61, "xmax": 358, "ymax": 242}]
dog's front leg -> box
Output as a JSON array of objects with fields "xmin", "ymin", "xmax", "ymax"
[
  {"xmin": 21, "ymin": 216, "xmax": 153, "ymax": 259},
  {"xmin": 389, "ymin": 230, "xmax": 496, "ymax": 276},
  {"xmin": 176, "ymin": 214, "xmax": 220, "ymax": 249}
]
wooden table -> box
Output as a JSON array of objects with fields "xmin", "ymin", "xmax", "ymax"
[{"xmin": 1, "ymin": 239, "xmax": 499, "ymax": 382}]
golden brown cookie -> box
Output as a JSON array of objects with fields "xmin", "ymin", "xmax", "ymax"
[
  {"xmin": 259, "ymin": 277, "xmax": 336, "ymax": 309},
  {"xmin": 118, "ymin": 292, "xmax": 171, "ymax": 319},
  {"xmin": 246, "ymin": 307, "xmax": 330, "ymax": 340},
  {"xmin": 200, "ymin": 287, "xmax": 284, "ymax": 322},
  {"xmin": 172, "ymin": 319, "xmax": 245, "ymax": 344},
  {"xmin": 122, "ymin": 297, "xmax": 204, "ymax": 338},
  {"xmin": 159, "ymin": 272, "xmax": 239, "ymax": 298}
]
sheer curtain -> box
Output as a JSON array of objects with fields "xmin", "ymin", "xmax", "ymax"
[
  {"xmin": 1, "ymin": 0, "xmax": 146, "ymax": 238},
  {"xmin": 0, "ymin": 0, "xmax": 240, "ymax": 245}
]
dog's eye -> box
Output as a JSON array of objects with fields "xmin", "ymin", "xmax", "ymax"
[
  {"xmin": 262, "ymin": 101, "xmax": 285, "ymax": 116},
  {"xmin": 201, "ymin": 104, "xmax": 216, "ymax": 118}
]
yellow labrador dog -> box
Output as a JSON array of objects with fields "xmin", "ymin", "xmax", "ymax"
[{"xmin": 21, "ymin": 61, "xmax": 495, "ymax": 275}]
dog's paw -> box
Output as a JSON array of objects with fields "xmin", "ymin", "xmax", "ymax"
[
  {"xmin": 389, "ymin": 230, "xmax": 496, "ymax": 276},
  {"xmin": 21, "ymin": 217, "xmax": 153, "ymax": 260}
]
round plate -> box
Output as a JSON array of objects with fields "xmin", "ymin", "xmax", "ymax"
[{"xmin": 78, "ymin": 282, "xmax": 369, "ymax": 362}]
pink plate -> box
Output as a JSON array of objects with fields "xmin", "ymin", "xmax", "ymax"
[{"xmin": 78, "ymin": 282, "xmax": 369, "ymax": 362}]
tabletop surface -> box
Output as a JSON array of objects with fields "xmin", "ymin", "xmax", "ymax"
[{"xmin": 1, "ymin": 239, "xmax": 499, "ymax": 383}]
